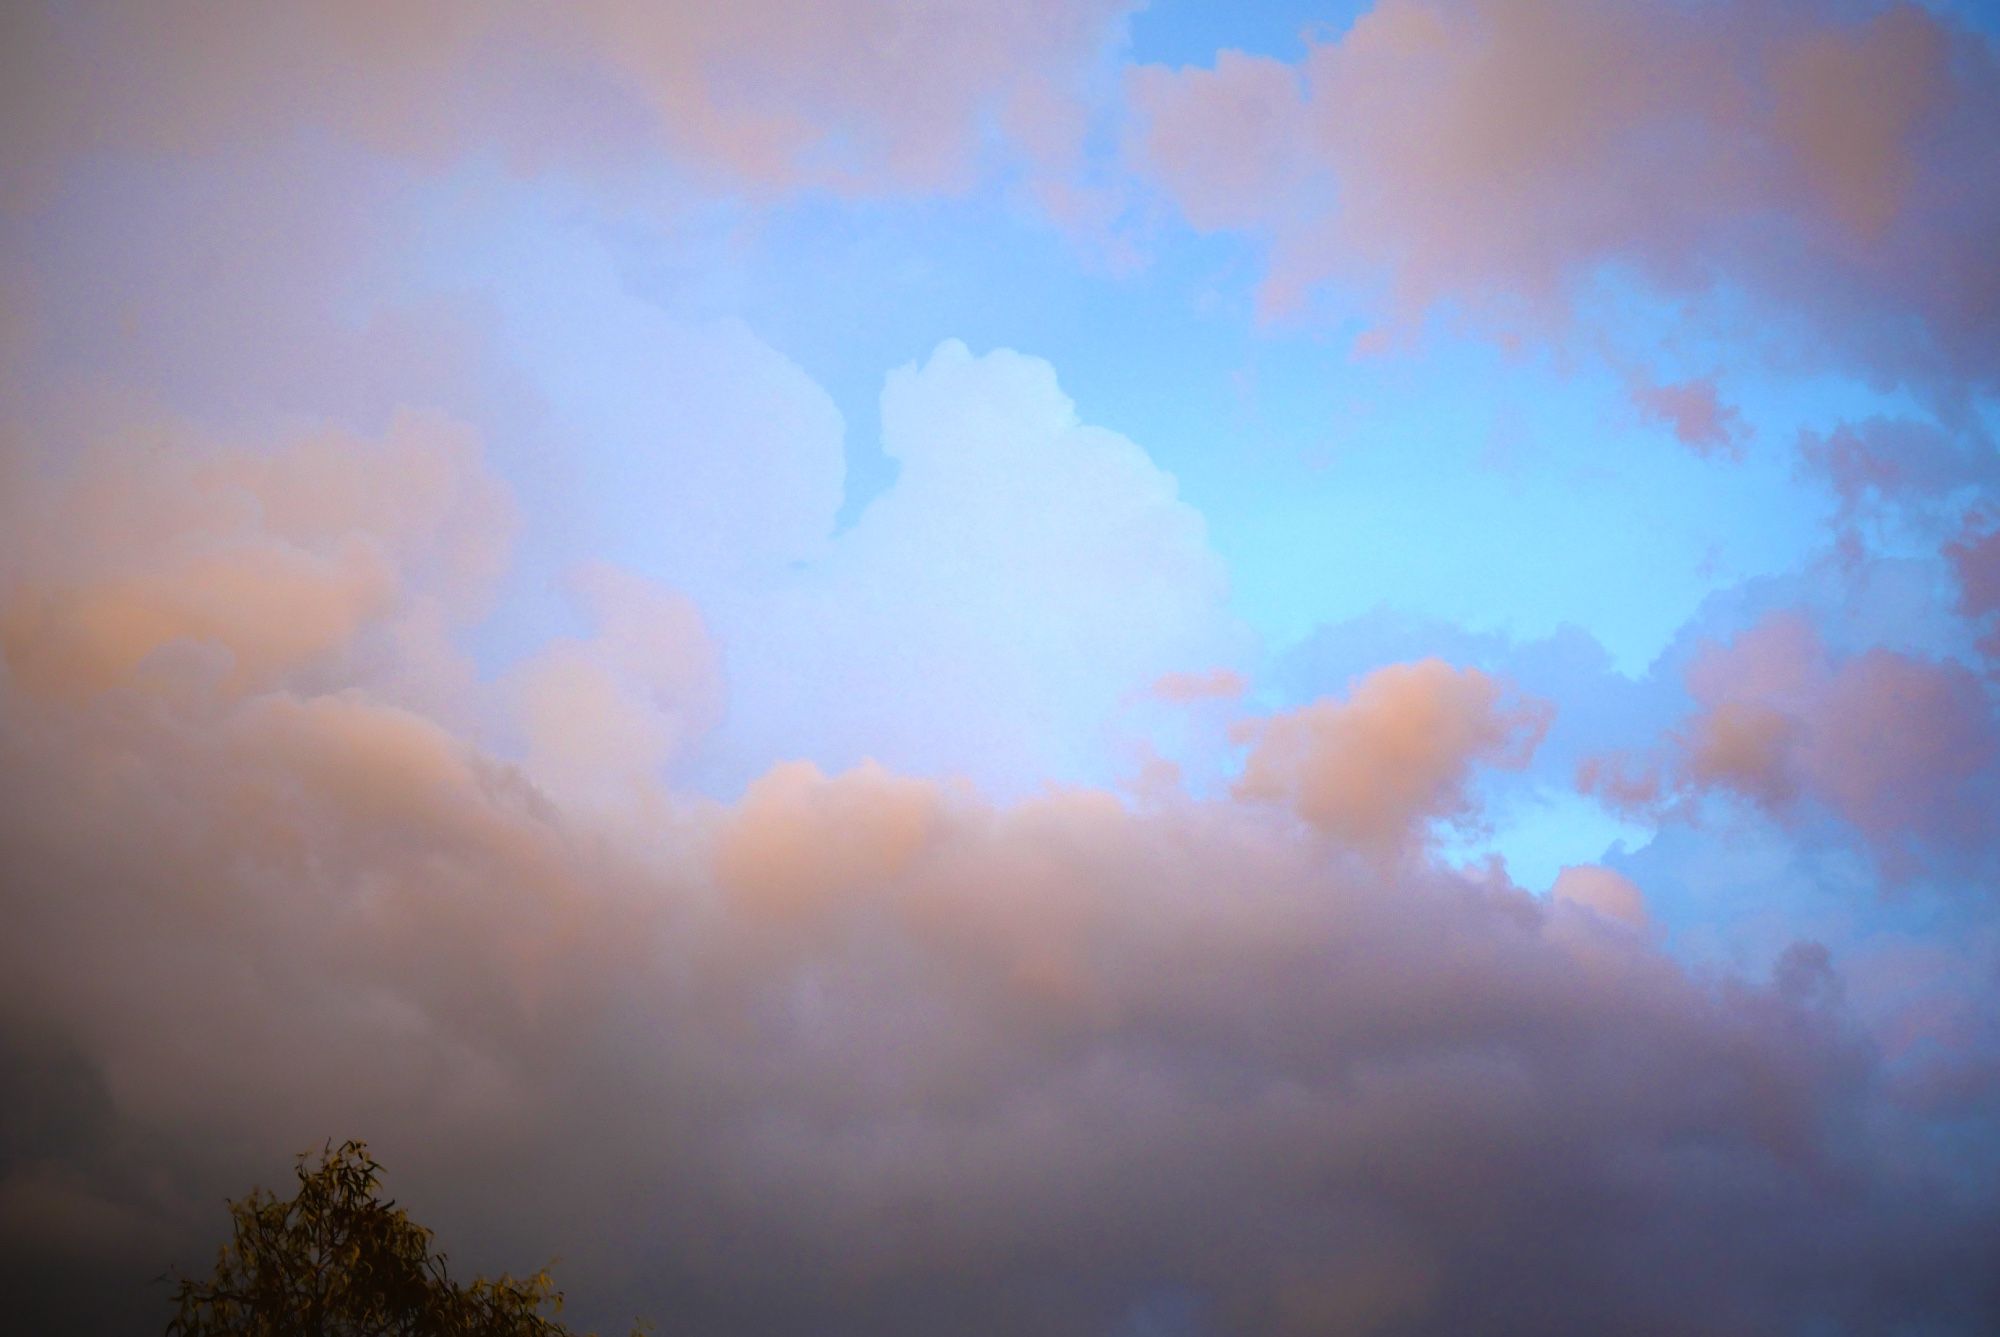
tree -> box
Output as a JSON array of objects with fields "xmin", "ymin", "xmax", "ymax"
[{"xmin": 167, "ymin": 1140, "xmax": 640, "ymax": 1337}]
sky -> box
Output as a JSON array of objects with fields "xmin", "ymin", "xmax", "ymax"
[{"xmin": 2, "ymin": 2, "xmax": 1999, "ymax": 1333}]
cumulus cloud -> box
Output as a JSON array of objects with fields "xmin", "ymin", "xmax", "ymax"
[
  {"xmin": 425, "ymin": 223, "xmax": 1241, "ymax": 791},
  {"xmin": 1582, "ymin": 611, "xmax": 2000, "ymax": 882},
  {"xmin": 8, "ymin": 154, "xmax": 1241, "ymax": 792},
  {"xmin": 0, "ymin": 408, "xmax": 511, "ymax": 714},
  {"xmin": 1235, "ymin": 659, "xmax": 1549, "ymax": 860},
  {"xmin": 1549, "ymin": 863, "xmax": 1647, "ymax": 928},
  {"xmin": 1125, "ymin": 0, "xmax": 2000, "ymax": 395},
  {"xmin": 481, "ymin": 257, "xmax": 850, "ymax": 592},
  {"xmin": 722, "ymin": 340, "xmax": 1239, "ymax": 789},
  {"xmin": 507, "ymin": 562, "xmax": 723, "ymax": 803}
]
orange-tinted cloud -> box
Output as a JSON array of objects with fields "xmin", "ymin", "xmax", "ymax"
[
  {"xmin": 0, "ymin": 409, "xmax": 510, "ymax": 704},
  {"xmin": 1584, "ymin": 611, "xmax": 1999, "ymax": 880},
  {"xmin": 1235, "ymin": 659, "xmax": 1549, "ymax": 859},
  {"xmin": 1550, "ymin": 862, "xmax": 1647, "ymax": 928},
  {"xmin": 1126, "ymin": 0, "xmax": 2000, "ymax": 392}
]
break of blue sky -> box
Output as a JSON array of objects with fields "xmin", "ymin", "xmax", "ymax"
[
  {"xmin": 399, "ymin": 164, "xmax": 1867, "ymax": 686},
  {"xmin": 323, "ymin": 121, "xmax": 1964, "ymax": 901},
  {"xmin": 1129, "ymin": 0, "xmax": 1374, "ymax": 64}
]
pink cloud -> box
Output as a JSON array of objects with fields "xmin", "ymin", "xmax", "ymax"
[
  {"xmin": 509, "ymin": 562, "xmax": 724, "ymax": 800},
  {"xmin": 0, "ymin": 409, "xmax": 510, "ymax": 704},
  {"xmin": 1684, "ymin": 700, "xmax": 1802, "ymax": 808},
  {"xmin": 1948, "ymin": 519, "xmax": 2000, "ymax": 663},
  {"xmin": 712, "ymin": 760, "xmax": 942, "ymax": 923},
  {"xmin": 1629, "ymin": 374, "xmax": 1748, "ymax": 460},
  {"xmin": 1806, "ymin": 648, "xmax": 1995, "ymax": 859},
  {"xmin": 1124, "ymin": 50, "xmax": 1308, "ymax": 233},
  {"xmin": 1586, "ymin": 610, "xmax": 2000, "ymax": 879},
  {"xmin": 1126, "ymin": 0, "xmax": 2000, "ymax": 392},
  {"xmin": 1550, "ymin": 863, "xmax": 1648, "ymax": 928},
  {"xmin": 1235, "ymin": 659, "xmax": 1549, "ymax": 859},
  {"xmin": 1796, "ymin": 418, "xmax": 1995, "ymax": 538}
]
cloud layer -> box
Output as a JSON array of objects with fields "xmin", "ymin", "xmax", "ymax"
[{"xmin": 2, "ymin": 420, "xmax": 1996, "ymax": 1331}]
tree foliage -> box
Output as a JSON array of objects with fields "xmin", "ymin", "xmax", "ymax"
[{"xmin": 167, "ymin": 1140, "xmax": 637, "ymax": 1337}]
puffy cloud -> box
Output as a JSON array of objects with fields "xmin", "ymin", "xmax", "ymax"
[
  {"xmin": 1629, "ymin": 374, "xmax": 1747, "ymax": 461},
  {"xmin": 1807, "ymin": 650, "xmax": 1996, "ymax": 858},
  {"xmin": 1235, "ymin": 659, "xmax": 1549, "ymax": 859},
  {"xmin": 5, "ymin": 5, "xmax": 2000, "ymax": 1332},
  {"xmin": 12, "ymin": 174, "xmax": 1240, "ymax": 794},
  {"xmin": 1550, "ymin": 863, "xmax": 1647, "ymax": 928},
  {"xmin": 1125, "ymin": 0, "xmax": 2000, "ymax": 394},
  {"xmin": 462, "ymin": 234, "xmax": 1239, "ymax": 790},
  {"xmin": 0, "ymin": 409, "xmax": 511, "ymax": 709},
  {"xmin": 1583, "ymin": 611, "xmax": 2000, "ymax": 881},
  {"xmin": 712, "ymin": 760, "xmax": 942, "ymax": 922},
  {"xmin": 1684, "ymin": 700, "xmax": 1801, "ymax": 808},
  {"xmin": 722, "ymin": 340, "xmax": 1239, "ymax": 789},
  {"xmin": 1124, "ymin": 51, "xmax": 1309, "ymax": 233},
  {"xmin": 509, "ymin": 562, "xmax": 723, "ymax": 802},
  {"xmin": 4, "ymin": 432, "xmax": 1988, "ymax": 1333}
]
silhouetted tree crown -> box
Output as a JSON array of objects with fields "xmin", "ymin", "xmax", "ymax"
[{"xmin": 167, "ymin": 1140, "xmax": 640, "ymax": 1337}]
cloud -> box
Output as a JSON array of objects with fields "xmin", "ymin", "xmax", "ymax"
[
  {"xmin": 0, "ymin": 405, "xmax": 1993, "ymax": 1332},
  {"xmin": 4, "ymin": 5, "xmax": 1999, "ymax": 1333},
  {"xmin": 8, "ymin": 167, "xmax": 1241, "ymax": 794},
  {"xmin": 1949, "ymin": 518, "xmax": 2000, "ymax": 663},
  {"xmin": 1582, "ymin": 611, "xmax": 2000, "ymax": 882},
  {"xmin": 1629, "ymin": 374, "xmax": 1747, "ymax": 461},
  {"xmin": 3, "ymin": 627, "xmax": 1996, "ymax": 1332},
  {"xmin": 1, "ymin": 0, "xmax": 1132, "ymax": 202},
  {"xmin": 451, "ymin": 228, "xmax": 1240, "ymax": 791},
  {"xmin": 720, "ymin": 340, "xmax": 1239, "ymax": 790},
  {"xmin": 1235, "ymin": 659, "xmax": 1549, "ymax": 860},
  {"xmin": 1125, "ymin": 0, "xmax": 2000, "ymax": 396},
  {"xmin": 1550, "ymin": 863, "xmax": 1647, "ymax": 928},
  {"xmin": 0, "ymin": 409, "xmax": 511, "ymax": 711},
  {"xmin": 1124, "ymin": 51, "xmax": 1309, "ymax": 233},
  {"xmin": 508, "ymin": 562, "xmax": 723, "ymax": 803},
  {"xmin": 1796, "ymin": 417, "xmax": 1998, "ymax": 538}
]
